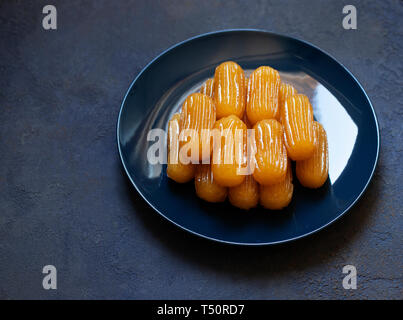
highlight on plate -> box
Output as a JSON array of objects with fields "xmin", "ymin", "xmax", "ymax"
[{"xmin": 164, "ymin": 61, "xmax": 329, "ymax": 210}]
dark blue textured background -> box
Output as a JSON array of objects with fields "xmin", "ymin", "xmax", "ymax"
[{"xmin": 0, "ymin": 0, "xmax": 401, "ymax": 299}]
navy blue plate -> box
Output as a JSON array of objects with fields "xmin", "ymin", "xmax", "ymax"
[{"xmin": 117, "ymin": 30, "xmax": 379, "ymax": 245}]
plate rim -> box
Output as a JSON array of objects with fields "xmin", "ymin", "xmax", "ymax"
[{"xmin": 116, "ymin": 29, "xmax": 381, "ymax": 246}]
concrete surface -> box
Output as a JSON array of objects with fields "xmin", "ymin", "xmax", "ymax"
[{"xmin": 0, "ymin": 0, "xmax": 401, "ymax": 299}]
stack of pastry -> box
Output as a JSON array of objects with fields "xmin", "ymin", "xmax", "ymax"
[{"xmin": 167, "ymin": 61, "xmax": 328, "ymax": 210}]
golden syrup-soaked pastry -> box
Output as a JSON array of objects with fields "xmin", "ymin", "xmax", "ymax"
[
  {"xmin": 246, "ymin": 66, "xmax": 281, "ymax": 125},
  {"xmin": 195, "ymin": 164, "xmax": 227, "ymax": 202},
  {"xmin": 281, "ymin": 94, "xmax": 315, "ymax": 161},
  {"xmin": 167, "ymin": 113, "xmax": 195, "ymax": 183},
  {"xmin": 180, "ymin": 93, "xmax": 216, "ymax": 163},
  {"xmin": 296, "ymin": 121, "xmax": 329, "ymax": 188},
  {"xmin": 228, "ymin": 174, "xmax": 259, "ymax": 210},
  {"xmin": 260, "ymin": 160, "xmax": 293, "ymax": 210},
  {"xmin": 212, "ymin": 115, "xmax": 247, "ymax": 187},
  {"xmin": 213, "ymin": 61, "xmax": 246, "ymax": 119},
  {"xmin": 252, "ymin": 119, "xmax": 288, "ymax": 185},
  {"xmin": 200, "ymin": 78, "xmax": 214, "ymax": 97},
  {"xmin": 279, "ymin": 83, "xmax": 298, "ymax": 123}
]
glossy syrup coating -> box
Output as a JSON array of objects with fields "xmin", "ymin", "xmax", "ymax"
[
  {"xmin": 200, "ymin": 78, "xmax": 214, "ymax": 97},
  {"xmin": 211, "ymin": 115, "xmax": 247, "ymax": 187},
  {"xmin": 213, "ymin": 61, "xmax": 246, "ymax": 119},
  {"xmin": 179, "ymin": 93, "xmax": 216, "ymax": 163},
  {"xmin": 278, "ymin": 83, "xmax": 298, "ymax": 123},
  {"xmin": 281, "ymin": 94, "xmax": 315, "ymax": 161},
  {"xmin": 260, "ymin": 160, "xmax": 294, "ymax": 210},
  {"xmin": 252, "ymin": 119, "xmax": 288, "ymax": 185},
  {"xmin": 296, "ymin": 121, "xmax": 329, "ymax": 188},
  {"xmin": 228, "ymin": 174, "xmax": 259, "ymax": 210},
  {"xmin": 166, "ymin": 113, "xmax": 195, "ymax": 183},
  {"xmin": 246, "ymin": 66, "xmax": 281, "ymax": 125},
  {"xmin": 195, "ymin": 164, "xmax": 227, "ymax": 202}
]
